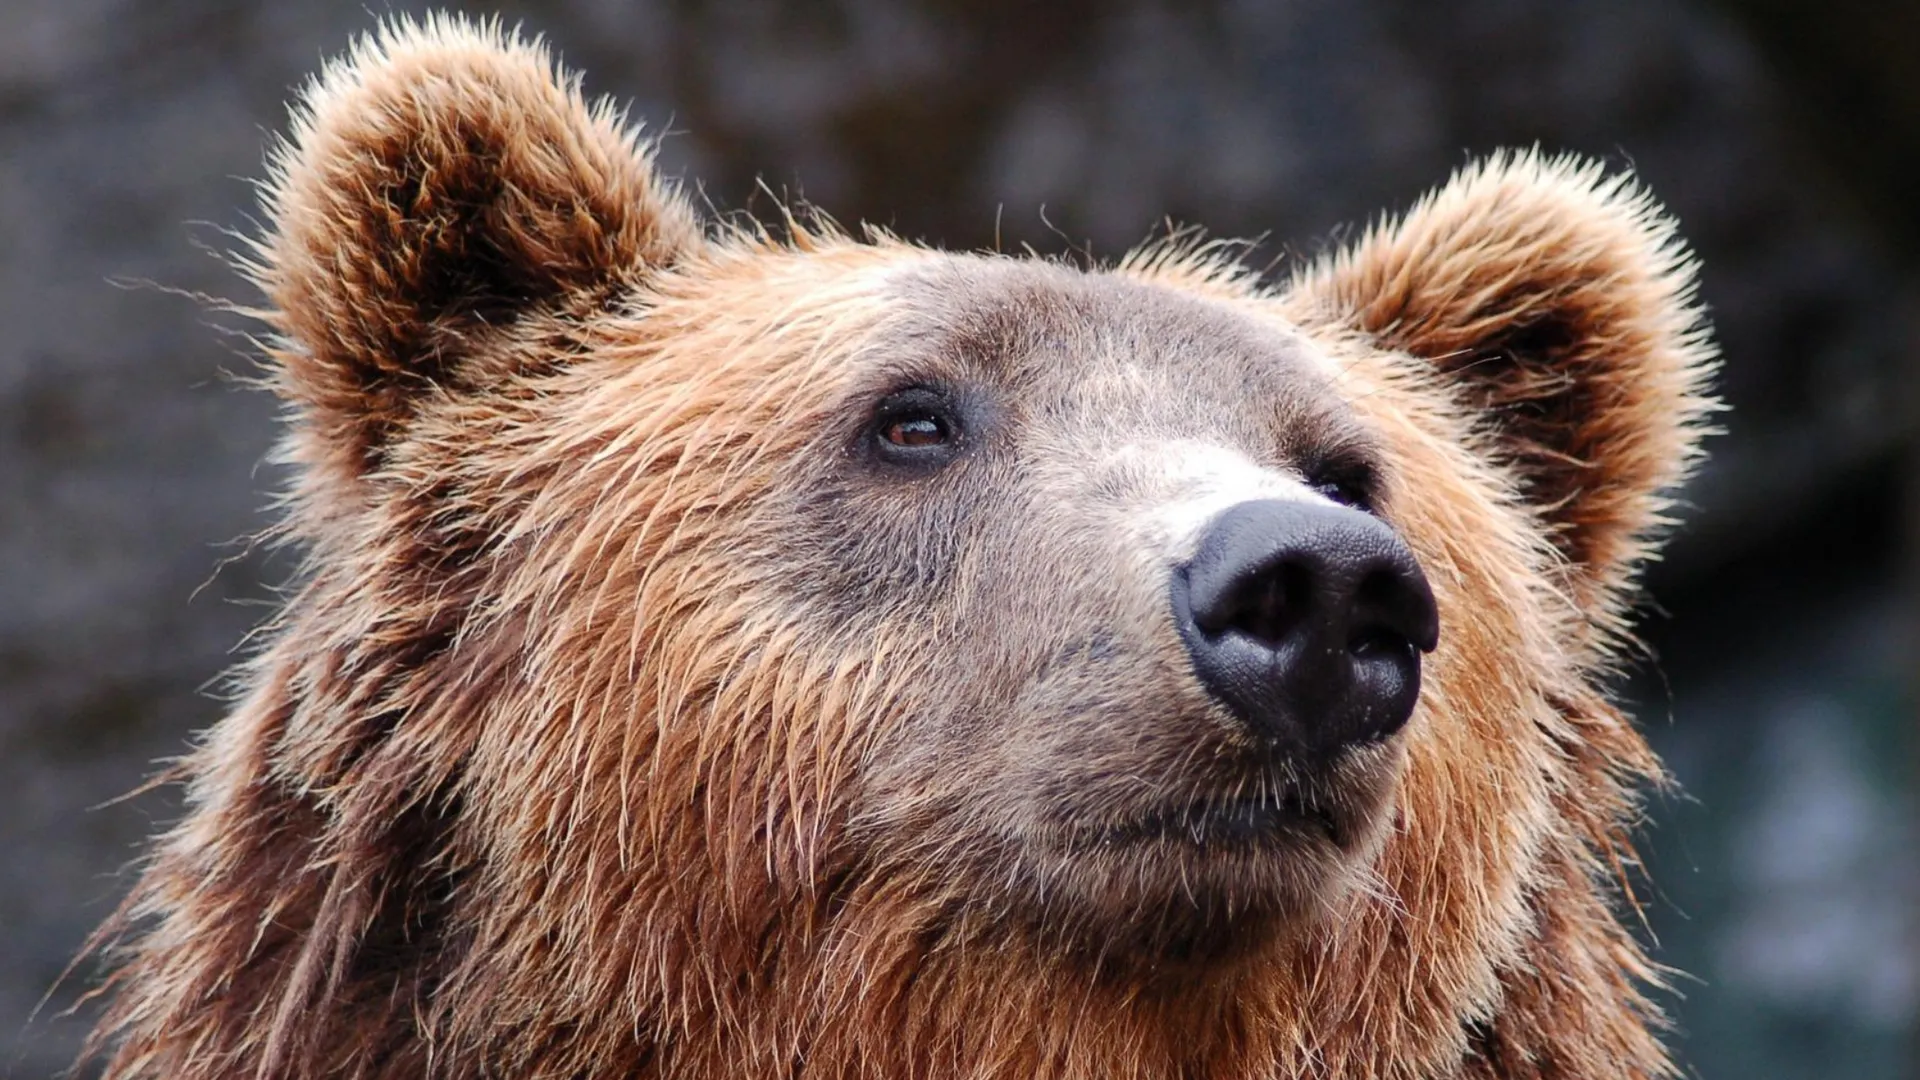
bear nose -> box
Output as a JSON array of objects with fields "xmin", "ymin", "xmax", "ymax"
[{"xmin": 1171, "ymin": 499, "xmax": 1439, "ymax": 755}]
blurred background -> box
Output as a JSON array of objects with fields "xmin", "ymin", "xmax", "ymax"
[{"xmin": 1, "ymin": 1, "xmax": 1914, "ymax": 1076}]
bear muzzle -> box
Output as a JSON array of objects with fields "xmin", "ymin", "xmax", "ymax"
[{"xmin": 1171, "ymin": 498, "xmax": 1439, "ymax": 760}]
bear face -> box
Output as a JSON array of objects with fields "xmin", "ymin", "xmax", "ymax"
[
  {"xmin": 798, "ymin": 261, "xmax": 1441, "ymax": 964},
  {"xmin": 88, "ymin": 16, "xmax": 1717, "ymax": 1080}
]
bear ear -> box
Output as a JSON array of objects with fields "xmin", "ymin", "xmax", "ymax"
[
  {"xmin": 1284, "ymin": 152, "xmax": 1718, "ymax": 614},
  {"xmin": 249, "ymin": 15, "xmax": 702, "ymax": 469}
]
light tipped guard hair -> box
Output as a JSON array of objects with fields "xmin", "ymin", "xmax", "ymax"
[
  {"xmin": 1283, "ymin": 152, "xmax": 1719, "ymax": 627},
  {"xmin": 251, "ymin": 15, "xmax": 703, "ymax": 481},
  {"xmin": 84, "ymin": 16, "xmax": 1724, "ymax": 1080}
]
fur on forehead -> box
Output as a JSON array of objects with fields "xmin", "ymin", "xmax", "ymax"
[{"xmin": 251, "ymin": 13, "xmax": 1715, "ymax": 616}]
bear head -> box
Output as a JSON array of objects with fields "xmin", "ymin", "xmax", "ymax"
[{"xmin": 90, "ymin": 17, "xmax": 1716, "ymax": 1080}]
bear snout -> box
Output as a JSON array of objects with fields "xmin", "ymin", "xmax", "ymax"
[{"xmin": 1172, "ymin": 498, "xmax": 1438, "ymax": 757}]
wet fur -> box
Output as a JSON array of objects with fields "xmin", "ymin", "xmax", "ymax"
[{"xmin": 85, "ymin": 16, "xmax": 1717, "ymax": 1080}]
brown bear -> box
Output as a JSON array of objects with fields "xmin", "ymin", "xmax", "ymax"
[{"xmin": 85, "ymin": 15, "xmax": 1717, "ymax": 1080}]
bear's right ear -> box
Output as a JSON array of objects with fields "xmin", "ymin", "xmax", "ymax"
[{"xmin": 251, "ymin": 16, "xmax": 702, "ymax": 472}]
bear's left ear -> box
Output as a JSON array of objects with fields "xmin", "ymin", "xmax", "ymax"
[
  {"xmin": 251, "ymin": 15, "xmax": 703, "ymax": 474},
  {"xmin": 1283, "ymin": 152, "xmax": 1718, "ymax": 614}
]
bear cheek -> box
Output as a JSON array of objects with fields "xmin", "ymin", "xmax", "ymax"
[{"xmin": 847, "ymin": 559, "xmax": 1198, "ymax": 871}]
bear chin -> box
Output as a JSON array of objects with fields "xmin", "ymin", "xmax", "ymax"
[{"xmin": 1010, "ymin": 735, "xmax": 1408, "ymax": 972}]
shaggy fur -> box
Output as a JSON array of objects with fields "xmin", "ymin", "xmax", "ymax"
[{"xmin": 86, "ymin": 16, "xmax": 1717, "ymax": 1080}]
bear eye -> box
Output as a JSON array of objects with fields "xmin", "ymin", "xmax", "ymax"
[
  {"xmin": 884, "ymin": 415, "xmax": 949, "ymax": 448},
  {"xmin": 1305, "ymin": 457, "xmax": 1378, "ymax": 512},
  {"xmin": 869, "ymin": 388, "xmax": 964, "ymax": 468}
]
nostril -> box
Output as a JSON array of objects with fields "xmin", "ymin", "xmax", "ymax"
[
  {"xmin": 1346, "ymin": 627, "xmax": 1406, "ymax": 660},
  {"xmin": 1352, "ymin": 564, "xmax": 1440, "ymax": 654},
  {"xmin": 1205, "ymin": 560, "xmax": 1311, "ymax": 647}
]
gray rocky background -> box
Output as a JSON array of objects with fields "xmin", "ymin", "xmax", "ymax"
[{"xmin": 1, "ymin": 1, "xmax": 1914, "ymax": 1076}]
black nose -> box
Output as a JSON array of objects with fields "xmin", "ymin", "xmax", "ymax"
[{"xmin": 1171, "ymin": 499, "xmax": 1439, "ymax": 755}]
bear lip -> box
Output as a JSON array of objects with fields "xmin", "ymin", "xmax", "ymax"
[{"xmin": 1085, "ymin": 788, "xmax": 1344, "ymax": 851}]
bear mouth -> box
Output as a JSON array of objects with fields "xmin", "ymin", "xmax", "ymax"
[
  {"xmin": 1016, "ymin": 760, "xmax": 1399, "ymax": 960},
  {"xmin": 1086, "ymin": 789, "xmax": 1344, "ymax": 851}
]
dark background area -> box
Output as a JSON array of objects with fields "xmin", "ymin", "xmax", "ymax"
[{"xmin": 1, "ymin": 1, "xmax": 1914, "ymax": 1077}]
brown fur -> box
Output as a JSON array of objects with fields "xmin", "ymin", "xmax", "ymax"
[{"xmin": 86, "ymin": 16, "xmax": 1717, "ymax": 1080}]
